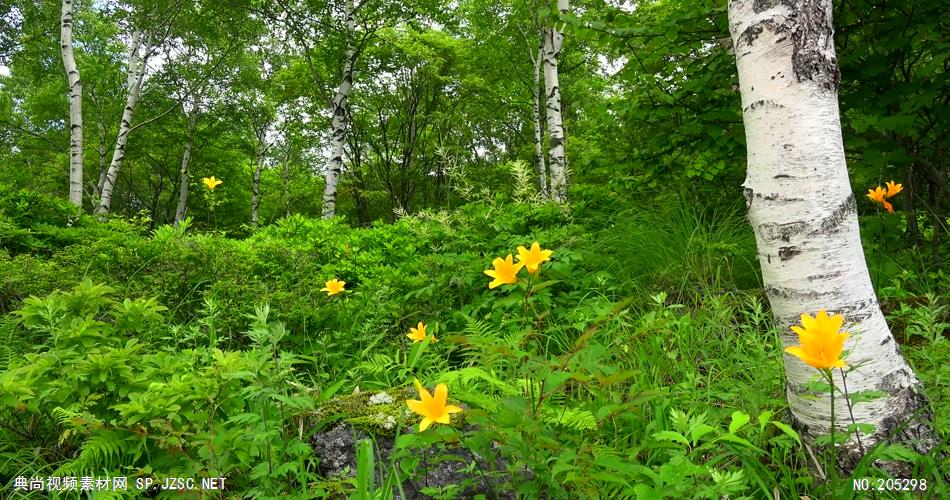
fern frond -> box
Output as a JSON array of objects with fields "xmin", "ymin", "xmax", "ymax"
[{"xmin": 541, "ymin": 406, "xmax": 598, "ymax": 431}]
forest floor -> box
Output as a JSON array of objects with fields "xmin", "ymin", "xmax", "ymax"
[{"xmin": 1, "ymin": 193, "xmax": 948, "ymax": 498}]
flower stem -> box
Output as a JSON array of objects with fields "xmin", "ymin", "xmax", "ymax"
[
  {"xmin": 839, "ymin": 368, "xmax": 867, "ymax": 455},
  {"xmin": 826, "ymin": 369, "xmax": 838, "ymax": 485}
]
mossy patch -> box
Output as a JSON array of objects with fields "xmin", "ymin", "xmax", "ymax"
[{"xmin": 311, "ymin": 387, "xmax": 467, "ymax": 437}]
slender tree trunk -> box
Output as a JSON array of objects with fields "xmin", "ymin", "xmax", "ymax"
[
  {"xmin": 95, "ymin": 115, "xmax": 108, "ymax": 198},
  {"xmin": 729, "ymin": 0, "xmax": 938, "ymax": 475},
  {"xmin": 541, "ymin": 0, "xmax": 569, "ymax": 202},
  {"xmin": 903, "ymin": 163, "xmax": 920, "ymax": 243},
  {"xmin": 251, "ymin": 135, "xmax": 266, "ymax": 225},
  {"xmin": 173, "ymin": 111, "xmax": 197, "ymax": 227},
  {"xmin": 532, "ymin": 43, "xmax": 548, "ymax": 197},
  {"xmin": 322, "ymin": 0, "xmax": 356, "ymax": 219},
  {"xmin": 281, "ymin": 144, "xmax": 291, "ymax": 217},
  {"xmin": 60, "ymin": 0, "xmax": 83, "ymax": 207},
  {"xmin": 97, "ymin": 30, "xmax": 147, "ymax": 216}
]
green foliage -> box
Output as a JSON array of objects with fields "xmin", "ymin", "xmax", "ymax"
[
  {"xmin": 1, "ymin": 0, "xmax": 948, "ymax": 494},
  {"xmin": 0, "ymin": 198, "xmax": 947, "ymax": 497},
  {"xmin": 0, "ymin": 283, "xmax": 319, "ymax": 496}
]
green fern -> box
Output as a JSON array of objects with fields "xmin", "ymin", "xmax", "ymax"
[
  {"xmin": 52, "ymin": 430, "xmax": 132, "ymax": 477},
  {"xmin": 541, "ymin": 406, "xmax": 598, "ymax": 431}
]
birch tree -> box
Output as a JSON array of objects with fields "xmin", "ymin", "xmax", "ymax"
[
  {"xmin": 321, "ymin": 0, "xmax": 357, "ymax": 219},
  {"xmin": 173, "ymin": 107, "xmax": 197, "ymax": 226},
  {"xmin": 60, "ymin": 0, "xmax": 83, "ymax": 207},
  {"xmin": 531, "ymin": 43, "xmax": 547, "ymax": 197},
  {"xmin": 541, "ymin": 0, "xmax": 569, "ymax": 202},
  {"xmin": 728, "ymin": 0, "xmax": 938, "ymax": 473},
  {"xmin": 97, "ymin": 29, "xmax": 148, "ymax": 215},
  {"xmin": 251, "ymin": 119, "xmax": 271, "ymax": 226}
]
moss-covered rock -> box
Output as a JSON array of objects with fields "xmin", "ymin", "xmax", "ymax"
[
  {"xmin": 308, "ymin": 387, "xmax": 502, "ymax": 499},
  {"xmin": 310, "ymin": 387, "xmax": 467, "ymax": 438}
]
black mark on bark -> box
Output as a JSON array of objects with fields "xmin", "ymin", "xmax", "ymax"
[
  {"xmin": 778, "ymin": 246, "xmax": 801, "ymax": 261},
  {"xmin": 760, "ymin": 221, "xmax": 809, "ymax": 243},
  {"xmin": 765, "ymin": 284, "xmax": 823, "ymax": 300},
  {"xmin": 806, "ymin": 271, "xmax": 841, "ymax": 281},
  {"xmin": 816, "ymin": 195, "xmax": 856, "ymax": 234},
  {"xmin": 742, "ymin": 0, "xmax": 840, "ymax": 91}
]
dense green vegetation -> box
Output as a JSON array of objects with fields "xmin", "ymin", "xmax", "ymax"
[
  {"xmin": 1, "ymin": 0, "xmax": 948, "ymax": 498},
  {"xmin": 2, "ymin": 186, "xmax": 947, "ymax": 498}
]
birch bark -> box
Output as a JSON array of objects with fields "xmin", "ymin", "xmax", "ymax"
[
  {"xmin": 95, "ymin": 116, "xmax": 107, "ymax": 198},
  {"xmin": 251, "ymin": 130, "xmax": 267, "ymax": 225},
  {"xmin": 541, "ymin": 0, "xmax": 570, "ymax": 202},
  {"xmin": 729, "ymin": 0, "xmax": 937, "ymax": 474},
  {"xmin": 173, "ymin": 110, "xmax": 197, "ymax": 226},
  {"xmin": 321, "ymin": 0, "xmax": 357, "ymax": 219},
  {"xmin": 60, "ymin": 0, "xmax": 83, "ymax": 207},
  {"xmin": 531, "ymin": 44, "xmax": 547, "ymax": 197},
  {"xmin": 97, "ymin": 29, "xmax": 147, "ymax": 216}
]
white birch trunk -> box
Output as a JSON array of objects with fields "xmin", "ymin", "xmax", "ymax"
[
  {"xmin": 251, "ymin": 134, "xmax": 266, "ymax": 225},
  {"xmin": 173, "ymin": 111, "xmax": 197, "ymax": 226},
  {"xmin": 95, "ymin": 116, "xmax": 108, "ymax": 199},
  {"xmin": 541, "ymin": 0, "xmax": 569, "ymax": 202},
  {"xmin": 97, "ymin": 30, "xmax": 147, "ymax": 216},
  {"xmin": 729, "ymin": 0, "xmax": 937, "ymax": 474},
  {"xmin": 60, "ymin": 0, "xmax": 83, "ymax": 207},
  {"xmin": 321, "ymin": 0, "xmax": 356, "ymax": 219},
  {"xmin": 532, "ymin": 44, "xmax": 547, "ymax": 197}
]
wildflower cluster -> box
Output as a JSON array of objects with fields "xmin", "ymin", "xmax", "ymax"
[
  {"xmin": 402, "ymin": 242, "xmax": 554, "ymax": 432},
  {"xmin": 484, "ymin": 241, "xmax": 554, "ymax": 288},
  {"xmin": 866, "ymin": 181, "xmax": 902, "ymax": 214}
]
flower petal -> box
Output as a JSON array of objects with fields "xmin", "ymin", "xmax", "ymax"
[
  {"xmin": 434, "ymin": 413, "xmax": 452, "ymax": 424},
  {"xmin": 433, "ymin": 383, "xmax": 448, "ymax": 406},
  {"xmin": 407, "ymin": 399, "xmax": 425, "ymax": 414},
  {"xmin": 419, "ymin": 417, "xmax": 433, "ymax": 432}
]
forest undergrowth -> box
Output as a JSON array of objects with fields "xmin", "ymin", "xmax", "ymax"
[{"xmin": 1, "ymin": 189, "xmax": 948, "ymax": 499}]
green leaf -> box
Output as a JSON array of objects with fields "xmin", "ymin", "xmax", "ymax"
[
  {"xmin": 543, "ymin": 371, "xmax": 572, "ymax": 392},
  {"xmin": 320, "ymin": 379, "xmax": 348, "ymax": 402},
  {"xmin": 847, "ymin": 390, "xmax": 885, "ymax": 404},
  {"xmin": 689, "ymin": 423, "xmax": 716, "ymax": 444},
  {"xmin": 769, "ymin": 421, "xmax": 801, "ymax": 445},
  {"xmin": 846, "ymin": 422, "xmax": 876, "ymax": 435},
  {"xmin": 757, "ymin": 410, "xmax": 774, "ymax": 432},
  {"xmin": 729, "ymin": 411, "xmax": 750, "ymax": 434},
  {"xmin": 716, "ymin": 433, "xmax": 758, "ymax": 450},
  {"xmin": 653, "ymin": 430, "xmax": 689, "ymax": 445}
]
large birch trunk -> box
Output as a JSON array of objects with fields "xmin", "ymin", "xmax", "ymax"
[
  {"xmin": 251, "ymin": 135, "xmax": 266, "ymax": 225},
  {"xmin": 60, "ymin": 0, "xmax": 83, "ymax": 207},
  {"xmin": 541, "ymin": 0, "xmax": 569, "ymax": 202},
  {"xmin": 173, "ymin": 111, "xmax": 197, "ymax": 226},
  {"xmin": 532, "ymin": 44, "xmax": 547, "ymax": 197},
  {"xmin": 97, "ymin": 30, "xmax": 147, "ymax": 216},
  {"xmin": 729, "ymin": 0, "xmax": 937, "ymax": 475},
  {"xmin": 321, "ymin": 0, "xmax": 356, "ymax": 219}
]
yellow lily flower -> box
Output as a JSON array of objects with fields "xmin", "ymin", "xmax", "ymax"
[
  {"xmin": 484, "ymin": 254, "xmax": 524, "ymax": 289},
  {"xmin": 406, "ymin": 379, "xmax": 462, "ymax": 432},
  {"xmin": 321, "ymin": 279, "xmax": 346, "ymax": 296},
  {"xmin": 885, "ymin": 181, "xmax": 903, "ymax": 199},
  {"xmin": 867, "ymin": 186, "xmax": 893, "ymax": 214},
  {"xmin": 516, "ymin": 242, "xmax": 554, "ymax": 275},
  {"xmin": 785, "ymin": 310, "xmax": 850, "ymax": 370},
  {"xmin": 202, "ymin": 176, "xmax": 223, "ymax": 191},
  {"xmin": 407, "ymin": 322, "xmax": 428, "ymax": 343}
]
